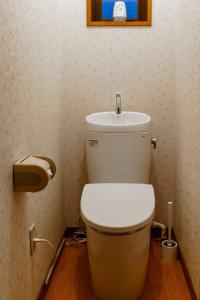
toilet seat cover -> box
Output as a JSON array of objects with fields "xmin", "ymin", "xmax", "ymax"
[{"xmin": 81, "ymin": 183, "xmax": 155, "ymax": 233}]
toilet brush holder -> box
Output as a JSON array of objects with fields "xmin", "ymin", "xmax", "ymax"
[
  {"xmin": 162, "ymin": 201, "xmax": 178, "ymax": 263},
  {"xmin": 161, "ymin": 240, "xmax": 178, "ymax": 263}
]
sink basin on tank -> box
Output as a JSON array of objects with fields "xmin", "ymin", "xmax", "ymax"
[{"xmin": 86, "ymin": 111, "xmax": 151, "ymax": 133}]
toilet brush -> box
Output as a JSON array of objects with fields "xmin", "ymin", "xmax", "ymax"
[
  {"xmin": 167, "ymin": 202, "xmax": 173, "ymax": 247},
  {"xmin": 161, "ymin": 202, "xmax": 178, "ymax": 262}
]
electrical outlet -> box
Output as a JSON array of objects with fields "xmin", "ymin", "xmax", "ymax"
[{"xmin": 29, "ymin": 224, "xmax": 36, "ymax": 255}]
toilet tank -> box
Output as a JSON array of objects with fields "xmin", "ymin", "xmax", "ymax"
[{"xmin": 86, "ymin": 131, "xmax": 152, "ymax": 183}]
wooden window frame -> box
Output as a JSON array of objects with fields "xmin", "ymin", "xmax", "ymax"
[{"xmin": 87, "ymin": 0, "xmax": 152, "ymax": 26}]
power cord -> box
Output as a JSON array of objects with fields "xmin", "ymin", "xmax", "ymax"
[
  {"xmin": 66, "ymin": 230, "xmax": 87, "ymax": 247},
  {"xmin": 33, "ymin": 238, "xmax": 56, "ymax": 253}
]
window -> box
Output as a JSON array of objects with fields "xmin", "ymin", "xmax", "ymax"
[
  {"xmin": 102, "ymin": 0, "xmax": 138, "ymax": 21},
  {"xmin": 87, "ymin": 0, "xmax": 152, "ymax": 26}
]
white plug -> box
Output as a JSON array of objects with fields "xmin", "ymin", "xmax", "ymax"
[{"xmin": 29, "ymin": 224, "xmax": 55, "ymax": 255}]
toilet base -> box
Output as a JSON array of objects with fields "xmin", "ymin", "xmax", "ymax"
[{"xmin": 86, "ymin": 225, "xmax": 151, "ymax": 300}]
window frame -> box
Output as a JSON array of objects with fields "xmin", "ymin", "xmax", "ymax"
[{"xmin": 87, "ymin": 0, "xmax": 152, "ymax": 27}]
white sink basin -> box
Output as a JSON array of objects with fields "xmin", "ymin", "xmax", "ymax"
[{"xmin": 86, "ymin": 111, "xmax": 151, "ymax": 133}]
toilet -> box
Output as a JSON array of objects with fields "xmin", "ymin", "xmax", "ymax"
[{"xmin": 81, "ymin": 112, "xmax": 156, "ymax": 300}]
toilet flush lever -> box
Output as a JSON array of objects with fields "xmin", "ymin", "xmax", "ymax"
[
  {"xmin": 151, "ymin": 138, "xmax": 157, "ymax": 149},
  {"xmin": 89, "ymin": 139, "xmax": 98, "ymax": 145}
]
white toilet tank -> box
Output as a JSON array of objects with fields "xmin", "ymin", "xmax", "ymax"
[{"xmin": 86, "ymin": 131, "xmax": 152, "ymax": 183}]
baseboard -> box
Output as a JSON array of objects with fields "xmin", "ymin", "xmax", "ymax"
[
  {"xmin": 177, "ymin": 243, "xmax": 198, "ymax": 300},
  {"xmin": 37, "ymin": 284, "xmax": 47, "ymax": 300},
  {"xmin": 37, "ymin": 230, "xmax": 67, "ymax": 300},
  {"xmin": 64, "ymin": 226, "xmax": 80, "ymax": 237},
  {"xmin": 151, "ymin": 226, "xmax": 163, "ymax": 238}
]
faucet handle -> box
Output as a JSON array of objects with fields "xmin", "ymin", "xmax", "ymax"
[
  {"xmin": 151, "ymin": 138, "xmax": 157, "ymax": 149},
  {"xmin": 116, "ymin": 93, "xmax": 122, "ymax": 114},
  {"xmin": 116, "ymin": 92, "xmax": 121, "ymax": 97}
]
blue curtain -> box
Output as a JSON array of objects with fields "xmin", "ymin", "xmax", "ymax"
[{"xmin": 102, "ymin": 0, "xmax": 138, "ymax": 20}]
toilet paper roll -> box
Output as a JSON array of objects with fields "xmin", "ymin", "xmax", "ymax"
[
  {"xmin": 13, "ymin": 155, "xmax": 56, "ymax": 192},
  {"xmin": 47, "ymin": 168, "xmax": 53, "ymax": 178}
]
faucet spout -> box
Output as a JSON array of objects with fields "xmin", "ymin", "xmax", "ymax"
[{"xmin": 116, "ymin": 93, "xmax": 122, "ymax": 114}]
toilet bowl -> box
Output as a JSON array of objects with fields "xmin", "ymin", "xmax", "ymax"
[{"xmin": 81, "ymin": 183, "xmax": 155, "ymax": 300}]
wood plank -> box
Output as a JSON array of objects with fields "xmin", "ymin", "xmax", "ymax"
[
  {"xmin": 44, "ymin": 245, "xmax": 97, "ymax": 300},
  {"xmin": 44, "ymin": 241, "xmax": 192, "ymax": 300}
]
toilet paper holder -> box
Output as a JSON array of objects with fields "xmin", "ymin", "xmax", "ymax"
[{"xmin": 13, "ymin": 155, "xmax": 56, "ymax": 192}]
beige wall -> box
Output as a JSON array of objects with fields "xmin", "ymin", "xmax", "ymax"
[
  {"xmin": 175, "ymin": 0, "xmax": 200, "ymax": 298},
  {"xmin": 0, "ymin": 1, "xmax": 65, "ymax": 299},
  {"xmin": 62, "ymin": 0, "xmax": 177, "ymax": 226}
]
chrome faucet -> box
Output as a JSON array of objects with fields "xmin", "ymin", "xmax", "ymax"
[{"xmin": 116, "ymin": 93, "xmax": 122, "ymax": 114}]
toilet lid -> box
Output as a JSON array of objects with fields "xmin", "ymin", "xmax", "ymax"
[{"xmin": 81, "ymin": 183, "xmax": 155, "ymax": 233}]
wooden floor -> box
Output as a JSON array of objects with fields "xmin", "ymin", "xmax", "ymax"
[{"xmin": 44, "ymin": 240, "xmax": 192, "ymax": 300}]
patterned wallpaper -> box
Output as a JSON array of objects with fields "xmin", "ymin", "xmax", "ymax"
[
  {"xmin": 175, "ymin": 0, "xmax": 200, "ymax": 297},
  {"xmin": 0, "ymin": 1, "xmax": 65, "ymax": 299},
  {"xmin": 62, "ymin": 0, "xmax": 177, "ymax": 226}
]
